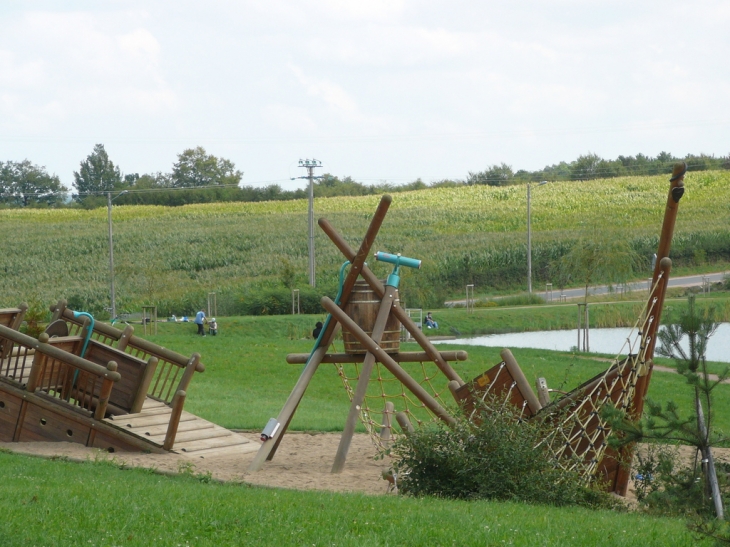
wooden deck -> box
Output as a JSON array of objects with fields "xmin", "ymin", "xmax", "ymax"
[{"xmin": 105, "ymin": 398, "xmax": 260, "ymax": 458}]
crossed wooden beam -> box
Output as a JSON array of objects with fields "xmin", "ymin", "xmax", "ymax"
[{"xmin": 248, "ymin": 195, "xmax": 466, "ymax": 473}]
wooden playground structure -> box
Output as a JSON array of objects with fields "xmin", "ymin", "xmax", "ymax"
[
  {"xmin": 250, "ymin": 162, "xmax": 687, "ymax": 497},
  {"xmin": 1, "ymin": 162, "xmax": 686, "ymax": 497},
  {"xmin": 0, "ymin": 300, "xmax": 258, "ymax": 458}
]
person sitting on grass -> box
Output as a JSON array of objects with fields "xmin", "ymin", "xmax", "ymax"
[
  {"xmin": 312, "ymin": 321, "xmax": 323, "ymax": 339},
  {"xmin": 425, "ymin": 312, "xmax": 438, "ymax": 329}
]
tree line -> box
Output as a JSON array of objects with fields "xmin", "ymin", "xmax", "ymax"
[{"xmin": 2, "ymin": 145, "xmax": 729, "ymax": 209}]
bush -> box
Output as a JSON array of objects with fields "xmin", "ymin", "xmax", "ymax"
[{"xmin": 390, "ymin": 403, "xmax": 619, "ymax": 509}]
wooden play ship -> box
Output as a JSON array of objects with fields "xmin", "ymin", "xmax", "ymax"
[{"xmin": 0, "ymin": 301, "xmax": 258, "ymax": 458}]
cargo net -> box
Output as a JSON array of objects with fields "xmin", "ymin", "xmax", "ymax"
[
  {"xmin": 539, "ymin": 270, "xmax": 666, "ymax": 479},
  {"xmin": 334, "ymin": 356, "xmax": 452, "ymax": 452}
]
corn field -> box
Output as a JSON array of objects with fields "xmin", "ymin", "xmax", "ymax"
[{"xmin": 1, "ymin": 171, "xmax": 728, "ymax": 316}]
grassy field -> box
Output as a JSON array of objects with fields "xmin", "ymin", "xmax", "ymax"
[
  {"xmin": 0, "ymin": 451, "xmax": 706, "ymax": 547},
  {"xmin": 124, "ymin": 313, "xmax": 730, "ymax": 433},
  {"xmin": 1, "ymin": 170, "xmax": 729, "ymax": 315},
  {"xmin": 3, "ymin": 312, "xmax": 727, "ymax": 545}
]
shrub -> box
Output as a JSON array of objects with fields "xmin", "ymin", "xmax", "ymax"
[{"xmin": 390, "ymin": 403, "xmax": 619, "ymax": 509}]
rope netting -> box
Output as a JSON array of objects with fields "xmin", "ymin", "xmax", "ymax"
[
  {"xmin": 540, "ymin": 270, "xmax": 666, "ymax": 478},
  {"xmin": 334, "ymin": 355, "xmax": 453, "ymax": 451}
]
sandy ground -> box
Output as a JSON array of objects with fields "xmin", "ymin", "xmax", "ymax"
[
  {"xmin": 4, "ymin": 431, "xmax": 729, "ymax": 503},
  {"xmin": 0, "ymin": 432, "xmax": 394, "ymax": 496}
]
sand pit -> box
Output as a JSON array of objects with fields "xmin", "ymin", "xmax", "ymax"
[{"xmin": 0, "ymin": 432, "xmax": 394, "ymax": 496}]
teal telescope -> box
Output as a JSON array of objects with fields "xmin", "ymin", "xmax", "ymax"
[{"xmin": 374, "ymin": 251, "xmax": 421, "ymax": 288}]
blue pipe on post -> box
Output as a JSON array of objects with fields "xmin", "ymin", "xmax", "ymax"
[
  {"xmin": 374, "ymin": 251, "xmax": 421, "ymax": 288},
  {"xmin": 73, "ymin": 311, "xmax": 95, "ymax": 359}
]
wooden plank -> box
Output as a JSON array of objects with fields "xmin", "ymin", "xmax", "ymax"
[
  {"xmin": 141, "ymin": 399, "xmax": 167, "ymax": 410},
  {"xmin": 186, "ymin": 442, "xmax": 261, "ymax": 458},
  {"xmin": 17, "ymin": 401, "xmax": 92, "ymax": 445},
  {"xmin": 0, "ymin": 388, "xmax": 23, "ymax": 442},
  {"xmin": 86, "ymin": 340, "xmax": 148, "ymax": 412},
  {"xmin": 146, "ymin": 427, "xmax": 233, "ymax": 444},
  {"xmin": 175, "ymin": 435, "xmax": 250, "ymax": 453},
  {"xmin": 286, "ymin": 350, "xmax": 468, "ymax": 364},
  {"xmin": 136, "ymin": 419, "xmax": 214, "ymax": 437},
  {"xmin": 118, "ymin": 413, "xmax": 199, "ymax": 429}
]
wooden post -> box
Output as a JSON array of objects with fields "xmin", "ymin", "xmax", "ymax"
[
  {"xmin": 611, "ymin": 163, "xmax": 685, "ymax": 497},
  {"xmin": 26, "ymin": 333, "xmax": 50, "ymax": 392},
  {"xmin": 380, "ymin": 401, "xmax": 395, "ymax": 444},
  {"xmin": 395, "ymin": 412, "xmax": 414, "ymax": 433},
  {"xmin": 94, "ymin": 361, "xmax": 118, "ymax": 421},
  {"xmin": 116, "ymin": 324, "xmax": 134, "ymax": 352},
  {"xmin": 322, "ymin": 297, "xmax": 456, "ymax": 426},
  {"xmin": 163, "ymin": 390, "xmax": 186, "ymax": 451},
  {"xmin": 175, "ymin": 354, "xmax": 201, "ymax": 395},
  {"xmin": 332, "ymin": 284, "xmax": 397, "ymax": 473},
  {"xmin": 50, "ymin": 299, "xmax": 67, "ymax": 322},
  {"xmin": 130, "ymin": 356, "xmax": 158, "ymax": 413},
  {"xmin": 248, "ymin": 195, "xmax": 392, "ymax": 472}
]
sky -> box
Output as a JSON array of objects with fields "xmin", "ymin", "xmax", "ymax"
[{"xmin": 1, "ymin": 1, "xmax": 729, "ymax": 191}]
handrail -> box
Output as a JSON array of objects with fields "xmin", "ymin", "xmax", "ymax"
[
  {"xmin": 0, "ymin": 326, "xmax": 121, "ymax": 382},
  {"xmin": 52, "ymin": 303, "xmax": 205, "ymax": 373}
]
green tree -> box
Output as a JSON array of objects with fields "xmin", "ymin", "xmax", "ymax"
[
  {"xmin": 606, "ymin": 296, "xmax": 726, "ymax": 524},
  {"xmin": 466, "ymin": 163, "xmax": 514, "ymax": 186},
  {"xmin": 555, "ymin": 229, "xmax": 644, "ymax": 304},
  {"xmin": 0, "ymin": 160, "xmax": 67, "ymax": 207},
  {"xmin": 170, "ymin": 147, "xmax": 242, "ymax": 188},
  {"xmin": 72, "ymin": 144, "xmax": 123, "ymax": 201}
]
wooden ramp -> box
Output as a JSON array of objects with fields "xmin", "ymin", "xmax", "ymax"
[{"xmin": 105, "ymin": 398, "xmax": 260, "ymax": 459}]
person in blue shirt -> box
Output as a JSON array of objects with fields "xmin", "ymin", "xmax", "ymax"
[{"xmin": 194, "ymin": 309, "xmax": 206, "ymax": 336}]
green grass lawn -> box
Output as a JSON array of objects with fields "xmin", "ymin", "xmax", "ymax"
[
  {"xmin": 137, "ymin": 314, "xmax": 730, "ymax": 435},
  {"xmin": 3, "ymin": 311, "xmax": 727, "ymax": 545},
  {"xmin": 0, "ymin": 451, "xmax": 707, "ymax": 547}
]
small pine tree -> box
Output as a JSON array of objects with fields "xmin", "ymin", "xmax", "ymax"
[{"xmin": 605, "ymin": 295, "xmax": 727, "ymax": 520}]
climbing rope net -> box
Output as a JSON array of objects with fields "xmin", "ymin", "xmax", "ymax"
[
  {"xmin": 540, "ymin": 269, "xmax": 666, "ymax": 479},
  {"xmin": 333, "ymin": 352, "xmax": 453, "ymax": 452}
]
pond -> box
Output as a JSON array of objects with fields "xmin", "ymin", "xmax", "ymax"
[{"xmin": 437, "ymin": 323, "xmax": 730, "ymax": 363}]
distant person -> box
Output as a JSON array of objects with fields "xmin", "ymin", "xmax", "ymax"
[
  {"xmin": 425, "ymin": 312, "xmax": 438, "ymax": 329},
  {"xmin": 312, "ymin": 321, "xmax": 323, "ymax": 339},
  {"xmin": 209, "ymin": 318, "xmax": 218, "ymax": 336},
  {"xmin": 194, "ymin": 309, "xmax": 206, "ymax": 336}
]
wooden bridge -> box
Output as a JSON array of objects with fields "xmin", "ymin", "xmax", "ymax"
[{"xmin": 0, "ymin": 300, "xmax": 258, "ymax": 458}]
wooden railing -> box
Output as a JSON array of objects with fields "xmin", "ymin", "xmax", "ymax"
[
  {"xmin": 49, "ymin": 301, "xmax": 204, "ymax": 405},
  {"xmin": 0, "ymin": 304, "xmax": 28, "ymax": 360},
  {"xmin": 0, "ymin": 325, "xmax": 121, "ymax": 419}
]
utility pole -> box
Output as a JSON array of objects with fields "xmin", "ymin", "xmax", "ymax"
[
  {"xmin": 107, "ymin": 190, "xmax": 128, "ymax": 319},
  {"xmin": 293, "ymin": 159, "xmax": 322, "ymax": 287},
  {"xmin": 527, "ymin": 181, "xmax": 547, "ymax": 293}
]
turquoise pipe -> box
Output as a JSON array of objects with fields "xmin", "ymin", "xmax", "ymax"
[
  {"xmin": 302, "ymin": 260, "xmax": 351, "ymax": 372},
  {"xmin": 374, "ymin": 251, "xmax": 421, "ymax": 288},
  {"xmin": 73, "ymin": 311, "xmax": 95, "ymax": 359}
]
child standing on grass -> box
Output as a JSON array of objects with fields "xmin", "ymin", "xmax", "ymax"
[{"xmin": 194, "ymin": 309, "xmax": 206, "ymax": 336}]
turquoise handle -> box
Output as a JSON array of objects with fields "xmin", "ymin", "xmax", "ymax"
[{"xmin": 374, "ymin": 252, "xmax": 421, "ymax": 270}]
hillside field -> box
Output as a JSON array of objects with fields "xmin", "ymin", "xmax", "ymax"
[{"xmin": 1, "ymin": 170, "xmax": 729, "ymax": 316}]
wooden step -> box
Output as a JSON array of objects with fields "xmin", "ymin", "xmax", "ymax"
[
  {"xmin": 139, "ymin": 420, "xmax": 214, "ymax": 437},
  {"xmin": 175, "ymin": 435, "xmax": 251, "ymax": 453},
  {"xmin": 149, "ymin": 427, "xmax": 233, "ymax": 444},
  {"xmin": 122, "ymin": 414, "xmax": 197, "ymax": 428},
  {"xmin": 185, "ymin": 442, "xmax": 261, "ymax": 458}
]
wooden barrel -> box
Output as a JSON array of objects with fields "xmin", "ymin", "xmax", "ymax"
[{"xmin": 342, "ymin": 281, "xmax": 400, "ymax": 354}]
